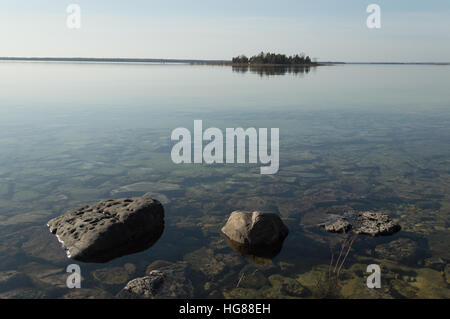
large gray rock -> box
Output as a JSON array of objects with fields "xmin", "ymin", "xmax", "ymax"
[
  {"xmin": 221, "ymin": 211, "xmax": 289, "ymax": 247},
  {"xmin": 354, "ymin": 211, "xmax": 401, "ymax": 237},
  {"xmin": 47, "ymin": 198, "xmax": 164, "ymax": 263},
  {"xmin": 117, "ymin": 262, "xmax": 194, "ymax": 299}
]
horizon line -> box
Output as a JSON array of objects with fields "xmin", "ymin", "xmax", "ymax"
[{"xmin": 0, "ymin": 57, "xmax": 449, "ymax": 65}]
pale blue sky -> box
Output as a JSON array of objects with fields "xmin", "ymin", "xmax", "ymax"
[{"xmin": 1, "ymin": 0, "xmax": 449, "ymax": 61}]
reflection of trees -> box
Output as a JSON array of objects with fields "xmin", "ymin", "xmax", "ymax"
[{"xmin": 232, "ymin": 65, "xmax": 312, "ymax": 77}]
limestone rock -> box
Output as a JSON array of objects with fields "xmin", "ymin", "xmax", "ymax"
[
  {"xmin": 47, "ymin": 197, "xmax": 164, "ymax": 263},
  {"xmin": 354, "ymin": 211, "xmax": 401, "ymax": 237},
  {"xmin": 321, "ymin": 218, "xmax": 352, "ymax": 234},
  {"xmin": 117, "ymin": 262, "xmax": 194, "ymax": 299}
]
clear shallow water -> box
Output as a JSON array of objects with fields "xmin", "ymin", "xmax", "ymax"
[{"xmin": 0, "ymin": 62, "xmax": 449, "ymax": 298}]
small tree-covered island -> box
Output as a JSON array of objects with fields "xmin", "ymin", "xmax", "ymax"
[{"xmin": 232, "ymin": 52, "xmax": 319, "ymax": 66}]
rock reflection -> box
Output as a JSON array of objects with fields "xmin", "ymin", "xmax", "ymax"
[{"xmin": 224, "ymin": 236, "xmax": 286, "ymax": 264}]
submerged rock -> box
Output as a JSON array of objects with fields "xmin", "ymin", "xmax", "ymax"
[
  {"xmin": 111, "ymin": 182, "xmax": 180, "ymax": 195},
  {"xmin": 223, "ymin": 287, "xmax": 264, "ymax": 299},
  {"xmin": 62, "ymin": 288, "xmax": 113, "ymax": 299},
  {"xmin": 183, "ymin": 247, "xmax": 243, "ymax": 279},
  {"xmin": 265, "ymin": 274, "xmax": 308, "ymax": 298},
  {"xmin": 221, "ymin": 211, "xmax": 289, "ymax": 247},
  {"xmin": 236, "ymin": 269, "xmax": 270, "ymax": 289},
  {"xmin": 21, "ymin": 226, "xmax": 68, "ymax": 263},
  {"xmin": 47, "ymin": 197, "xmax": 164, "ymax": 263},
  {"xmin": 227, "ymin": 197, "xmax": 276, "ymax": 212},
  {"xmin": 117, "ymin": 262, "xmax": 194, "ymax": 299},
  {"xmin": 375, "ymin": 238, "xmax": 425, "ymax": 265},
  {"xmin": 143, "ymin": 192, "xmax": 170, "ymax": 205},
  {"xmin": 354, "ymin": 211, "xmax": 401, "ymax": 237},
  {"xmin": 445, "ymin": 264, "xmax": 450, "ymax": 285},
  {"xmin": 225, "ymin": 274, "xmax": 308, "ymax": 299},
  {"xmin": 411, "ymin": 268, "xmax": 450, "ymax": 298},
  {"xmin": 92, "ymin": 264, "xmax": 136, "ymax": 285},
  {"xmin": 424, "ymin": 257, "xmax": 447, "ymax": 271},
  {"xmin": 17, "ymin": 262, "xmax": 71, "ymax": 297},
  {"xmin": 145, "ymin": 260, "xmax": 174, "ymax": 275},
  {"xmin": 320, "ymin": 218, "xmax": 352, "ymax": 234},
  {"xmin": 0, "ymin": 271, "xmax": 31, "ymax": 292},
  {"xmin": 0, "ymin": 287, "xmax": 49, "ymax": 299},
  {"xmin": 316, "ymin": 210, "xmax": 400, "ymax": 238}
]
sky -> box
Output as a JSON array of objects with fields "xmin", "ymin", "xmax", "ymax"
[{"xmin": 0, "ymin": 0, "xmax": 449, "ymax": 62}]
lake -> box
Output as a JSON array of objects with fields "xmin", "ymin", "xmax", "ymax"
[{"xmin": 0, "ymin": 62, "xmax": 449, "ymax": 298}]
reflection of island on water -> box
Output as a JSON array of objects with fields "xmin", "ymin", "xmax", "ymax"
[
  {"xmin": 232, "ymin": 65, "xmax": 312, "ymax": 77},
  {"xmin": 224, "ymin": 236, "xmax": 286, "ymax": 264}
]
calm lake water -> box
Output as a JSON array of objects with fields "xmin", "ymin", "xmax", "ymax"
[{"xmin": 0, "ymin": 62, "xmax": 449, "ymax": 298}]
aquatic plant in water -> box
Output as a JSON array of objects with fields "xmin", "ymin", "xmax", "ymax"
[{"xmin": 314, "ymin": 235, "xmax": 358, "ymax": 298}]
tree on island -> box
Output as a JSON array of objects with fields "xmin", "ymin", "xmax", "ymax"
[
  {"xmin": 232, "ymin": 55, "xmax": 249, "ymax": 64},
  {"xmin": 232, "ymin": 52, "xmax": 315, "ymax": 65}
]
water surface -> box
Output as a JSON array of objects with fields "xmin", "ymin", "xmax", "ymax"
[{"xmin": 0, "ymin": 62, "xmax": 449, "ymax": 298}]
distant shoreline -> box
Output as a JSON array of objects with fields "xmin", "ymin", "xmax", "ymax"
[
  {"xmin": 0, "ymin": 57, "xmax": 322, "ymax": 66},
  {"xmin": 0, "ymin": 57, "xmax": 448, "ymax": 66},
  {"xmin": 0, "ymin": 57, "xmax": 229, "ymax": 64}
]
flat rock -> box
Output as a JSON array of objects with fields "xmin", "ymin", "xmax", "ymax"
[
  {"xmin": 354, "ymin": 211, "xmax": 401, "ymax": 237},
  {"xmin": 47, "ymin": 197, "xmax": 164, "ymax": 263},
  {"xmin": 301, "ymin": 209, "xmax": 353, "ymax": 229},
  {"xmin": 320, "ymin": 217, "xmax": 352, "ymax": 234},
  {"xmin": 117, "ymin": 262, "xmax": 194, "ymax": 299},
  {"xmin": 221, "ymin": 211, "xmax": 289, "ymax": 247}
]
